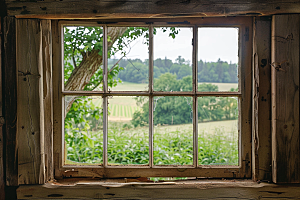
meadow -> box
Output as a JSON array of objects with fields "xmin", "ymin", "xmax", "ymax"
[
  {"xmin": 104, "ymin": 81, "xmax": 238, "ymax": 122},
  {"xmin": 66, "ymin": 120, "xmax": 238, "ymax": 166},
  {"xmin": 66, "ymin": 81, "xmax": 239, "ymax": 166}
]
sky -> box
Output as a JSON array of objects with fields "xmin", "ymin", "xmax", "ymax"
[{"xmin": 112, "ymin": 27, "xmax": 239, "ymax": 64}]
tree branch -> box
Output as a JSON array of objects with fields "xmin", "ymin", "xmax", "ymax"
[{"xmin": 65, "ymin": 27, "xmax": 127, "ymax": 112}]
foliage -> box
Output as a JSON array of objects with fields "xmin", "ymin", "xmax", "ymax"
[
  {"xmin": 65, "ymin": 122, "xmax": 238, "ymax": 165},
  {"xmin": 198, "ymin": 59, "xmax": 238, "ymax": 83},
  {"xmin": 64, "ymin": 27, "xmax": 180, "ymax": 130},
  {"xmin": 65, "ymin": 97, "xmax": 102, "ymax": 131},
  {"xmin": 110, "ymin": 57, "xmax": 238, "ymax": 84},
  {"xmin": 131, "ymin": 74, "xmax": 238, "ymax": 127},
  {"xmin": 64, "ymin": 26, "xmax": 239, "ymax": 169}
]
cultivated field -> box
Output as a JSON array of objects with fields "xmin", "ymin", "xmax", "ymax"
[{"xmin": 104, "ymin": 81, "xmax": 238, "ymax": 121}]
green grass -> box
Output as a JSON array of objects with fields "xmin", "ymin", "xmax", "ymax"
[
  {"xmin": 96, "ymin": 82, "xmax": 238, "ymax": 122},
  {"xmin": 110, "ymin": 81, "xmax": 148, "ymax": 91},
  {"xmin": 65, "ymin": 120, "xmax": 238, "ymax": 166},
  {"xmin": 198, "ymin": 82, "xmax": 238, "ymax": 91},
  {"xmin": 112, "ymin": 81, "xmax": 237, "ymax": 92},
  {"xmin": 68, "ymin": 82, "xmax": 239, "ymax": 166}
]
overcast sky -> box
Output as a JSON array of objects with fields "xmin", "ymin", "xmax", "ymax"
[{"xmin": 112, "ymin": 27, "xmax": 239, "ymax": 64}]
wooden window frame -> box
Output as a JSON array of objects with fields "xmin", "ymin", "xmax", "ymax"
[{"xmin": 53, "ymin": 17, "xmax": 252, "ymax": 179}]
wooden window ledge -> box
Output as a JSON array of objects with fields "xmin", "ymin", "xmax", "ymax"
[{"xmin": 17, "ymin": 179, "xmax": 300, "ymax": 199}]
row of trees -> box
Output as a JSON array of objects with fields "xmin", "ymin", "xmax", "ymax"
[
  {"xmin": 108, "ymin": 57, "xmax": 238, "ymax": 84},
  {"xmin": 65, "ymin": 73, "xmax": 238, "ymax": 132},
  {"xmin": 131, "ymin": 73, "xmax": 238, "ymax": 128}
]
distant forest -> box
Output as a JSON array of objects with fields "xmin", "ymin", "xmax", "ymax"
[{"xmin": 108, "ymin": 57, "xmax": 238, "ymax": 84}]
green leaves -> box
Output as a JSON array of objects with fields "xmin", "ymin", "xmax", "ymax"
[
  {"xmin": 65, "ymin": 97, "xmax": 103, "ymax": 132},
  {"xmin": 65, "ymin": 122, "xmax": 238, "ymax": 165}
]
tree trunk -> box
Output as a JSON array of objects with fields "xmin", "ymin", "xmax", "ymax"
[{"xmin": 65, "ymin": 27, "xmax": 127, "ymax": 111}]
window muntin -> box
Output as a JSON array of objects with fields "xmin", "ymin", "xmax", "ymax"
[{"xmin": 56, "ymin": 18, "xmax": 251, "ymax": 179}]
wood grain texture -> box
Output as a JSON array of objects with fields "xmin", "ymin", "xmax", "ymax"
[
  {"xmin": 16, "ymin": 19, "xmax": 43, "ymax": 185},
  {"xmin": 5, "ymin": 0, "xmax": 300, "ymax": 19},
  {"xmin": 239, "ymin": 19, "xmax": 253, "ymax": 179},
  {"xmin": 0, "ymin": 17, "xmax": 5, "ymax": 200},
  {"xmin": 3, "ymin": 16, "xmax": 18, "ymax": 186},
  {"xmin": 252, "ymin": 17, "xmax": 272, "ymax": 182},
  {"xmin": 41, "ymin": 19, "xmax": 53, "ymax": 183},
  {"xmin": 52, "ymin": 20, "xmax": 64, "ymax": 179},
  {"xmin": 272, "ymin": 14, "xmax": 300, "ymax": 183},
  {"xmin": 16, "ymin": 180, "xmax": 300, "ymax": 199}
]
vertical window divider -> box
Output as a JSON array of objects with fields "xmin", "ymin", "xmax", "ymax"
[
  {"xmin": 149, "ymin": 25, "xmax": 154, "ymax": 168},
  {"xmin": 103, "ymin": 25, "xmax": 108, "ymax": 167},
  {"xmin": 61, "ymin": 24, "xmax": 66, "ymax": 166},
  {"xmin": 193, "ymin": 26, "xmax": 199, "ymax": 167}
]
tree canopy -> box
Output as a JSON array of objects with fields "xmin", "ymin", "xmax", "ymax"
[{"xmin": 110, "ymin": 57, "xmax": 238, "ymax": 84}]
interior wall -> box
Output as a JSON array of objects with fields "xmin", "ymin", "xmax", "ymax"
[{"xmin": 0, "ymin": 1, "xmax": 300, "ymax": 199}]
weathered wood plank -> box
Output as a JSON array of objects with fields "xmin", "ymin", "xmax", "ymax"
[
  {"xmin": 252, "ymin": 17, "xmax": 272, "ymax": 182},
  {"xmin": 52, "ymin": 20, "xmax": 64, "ymax": 179},
  {"xmin": 0, "ymin": 124, "xmax": 5, "ymax": 200},
  {"xmin": 272, "ymin": 14, "xmax": 300, "ymax": 183},
  {"xmin": 0, "ymin": 16, "xmax": 5, "ymax": 200},
  {"xmin": 16, "ymin": 19, "xmax": 44, "ymax": 185},
  {"xmin": 5, "ymin": 0, "xmax": 300, "ymax": 19},
  {"xmin": 41, "ymin": 19, "xmax": 53, "ymax": 183},
  {"xmin": 239, "ymin": 18, "xmax": 253, "ymax": 179},
  {"xmin": 16, "ymin": 180, "xmax": 300, "ymax": 199},
  {"xmin": 3, "ymin": 16, "xmax": 18, "ymax": 186}
]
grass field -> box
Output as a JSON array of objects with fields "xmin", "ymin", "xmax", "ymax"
[
  {"xmin": 66, "ymin": 82, "xmax": 239, "ymax": 166},
  {"xmin": 66, "ymin": 119, "xmax": 238, "ymax": 165},
  {"xmin": 104, "ymin": 81, "xmax": 238, "ymax": 121},
  {"xmin": 107, "ymin": 96, "xmax": 143, "ymax": 121},
  {"xmin": 112, "ymin": 81, "xmax": 237, "ymax": 92},
  {"xmin": 198, "ymin": 82, "xmax": 238, "ymax": 91},
  {"xmin": 110, "ymin": 81, "xmax": 148, "ymax": 91}
]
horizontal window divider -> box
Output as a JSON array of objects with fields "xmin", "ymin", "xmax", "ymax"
[
  {"xmin": 62, "ymin": 91, "xmax": 241, "ymax": 96},
  {"xmin": 62, "ymin": 91, "xmax": 105, "ymax": 96},
  {"xmin": 196, "ymin": 92, "xmax": 241, "ymax": 96}
]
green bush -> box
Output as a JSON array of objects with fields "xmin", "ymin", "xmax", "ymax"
[{"xmin": 65, "ymin": 123, "xmax": 238, "ymax": 166}]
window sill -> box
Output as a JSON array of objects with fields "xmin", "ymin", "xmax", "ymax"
[{"xmin": 17, "ymin": 179, "xmax": 300, "ymax": 199}]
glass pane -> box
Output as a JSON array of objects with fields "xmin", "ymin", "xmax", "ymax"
[
  {"xmin": 64, "ymin": 96, "xmax": 103, "ymax": 164},
  {"xmin": 198, "ymin": 28, "xmax": 239, "ymax": 92},
  {"xmin": 198, "ymin": 96, "xmax": 238, "ymax": 165},
  {"xmin": 64, "ymin": 26, "xmax": 104, "ymax": 91},
  {"xmin": 153, "ymin": 96, "xmax": 193, "ymax": 165},
  {"xmin": 108, "ymin": 96, "xmax": 149, "ymax": 165},
  {"xmin": 108, "ymin": 27, "xmax": 149, "ymax": 91},
  {"xmin": 154, "ymin": 27, "xmax": 193, "ymax": 92}
]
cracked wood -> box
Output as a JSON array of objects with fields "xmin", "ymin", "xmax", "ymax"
[
  {"xmin": 271, "ymin": 14, "xmax": 300, "ymax": 183},
  {"xmin": 17, "ymin": 19, "xmax": 43, "ymax": 185},
  {"xmin": 4, "ymin": 0, "xmax": 300, "ymax": 18}
]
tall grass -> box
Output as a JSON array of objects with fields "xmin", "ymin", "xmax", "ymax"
[{"xmin": 65, "ymin": 122, "xmax": 238, "ymax": 166}]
